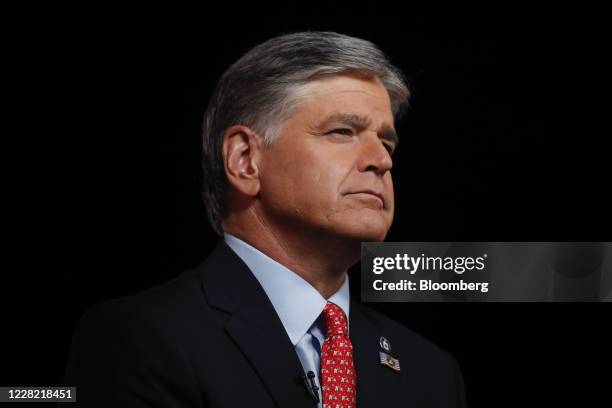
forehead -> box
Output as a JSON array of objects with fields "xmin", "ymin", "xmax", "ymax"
[{"xmin": 294, "ymin": 75, "xmax": 394, "ymax": 124}]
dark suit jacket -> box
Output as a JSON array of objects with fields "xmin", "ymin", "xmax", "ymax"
[{"xmin": 62, "ymin": 241, "xmax": 467, "ymax": 407}]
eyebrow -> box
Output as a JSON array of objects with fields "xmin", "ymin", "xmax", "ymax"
[{"xmin": 316, "ymin": 113, "xmax": 399, "ymax": 148}]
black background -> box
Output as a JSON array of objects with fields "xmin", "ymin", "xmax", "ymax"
[{"xmin": 4, "ymin": 4, "xmax": 610, "ymax": 407}]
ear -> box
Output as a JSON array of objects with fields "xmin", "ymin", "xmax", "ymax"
[{"xmin": 222, "ymin": 125, "xmax": 262, "ymax": 198}]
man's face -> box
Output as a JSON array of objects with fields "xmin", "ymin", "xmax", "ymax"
[{"xmin": 257, "ymin": 75, "xmax": 397, "ymax": 242}]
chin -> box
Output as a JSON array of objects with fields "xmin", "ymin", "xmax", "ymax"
[{"xmin": 334, "ymin": 216, "xmax": 391, "ymax": 242}]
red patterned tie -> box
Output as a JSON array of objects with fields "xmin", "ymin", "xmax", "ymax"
[{"xmin": 320, "ymin": 301, "xmax": 357, "ymax": 408}]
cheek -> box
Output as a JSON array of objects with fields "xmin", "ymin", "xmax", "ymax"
[
  {"xmin": 261, "ymin": 148, "xmax": 343, "ymax": 215},
  {"xmin": 290, "ymin": 144, "xmax": 346, "ymax": 190},
  {"xmin": 293, "ymin": 156, "xmax": 344, "ymax": 209}
]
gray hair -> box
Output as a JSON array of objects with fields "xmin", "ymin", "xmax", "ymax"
[{"xmin": 201, "ymin": 31, "xmax": 410, "ymax": 235}]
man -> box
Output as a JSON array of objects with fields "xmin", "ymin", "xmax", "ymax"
[{"xmin": 62, "ymin": 31, "xmax": 467, "ymax": 407}]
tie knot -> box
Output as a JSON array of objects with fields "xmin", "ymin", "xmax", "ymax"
[{"xmin": 323, "ymin": 301, "xmax": 348, "ymax": 338}]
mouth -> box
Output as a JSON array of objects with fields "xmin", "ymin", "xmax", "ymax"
[{"xmin": 346, "ymin": 190, "xmax": 385, "ymax": 208}]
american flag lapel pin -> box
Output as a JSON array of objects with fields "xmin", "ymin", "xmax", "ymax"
[{"xmin": 379, "ymin": 351, "xmax": 401, "ymax": 372}]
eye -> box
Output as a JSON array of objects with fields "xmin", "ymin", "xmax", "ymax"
[
  {"xmin": 383, "ymin": 142, "xmax": 395, "ymax": 154},
  {"xmin": 328, "ymin": 128, "xmax": 354, "ymax": 136}
]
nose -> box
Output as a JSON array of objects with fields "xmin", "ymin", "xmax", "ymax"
[{"xmin": 357, "ymin": 133, "xmax": 393, "ymax": 175}]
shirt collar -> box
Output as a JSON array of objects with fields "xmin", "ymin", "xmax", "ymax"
[{"xmin": 224, "ymin": 233, "xmax": 350, "ymax": 345}]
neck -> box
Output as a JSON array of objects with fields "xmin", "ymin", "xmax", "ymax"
[{"xmin": 223, "ymin": 208, "xmax": 360, "ymax": 299}]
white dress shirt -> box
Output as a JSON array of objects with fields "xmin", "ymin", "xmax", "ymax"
[{"xmin": 224, "ymin": 233, "xmax": 350, "ymax": 407}]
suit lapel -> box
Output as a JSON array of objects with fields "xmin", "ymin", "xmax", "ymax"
[
  {"xmin": 350, "ymin": 300, "xmax": 405, "ymax": 408},
  {"xmin": 198, "ymin": 242, "xmax": 314, "ymax": 408}
]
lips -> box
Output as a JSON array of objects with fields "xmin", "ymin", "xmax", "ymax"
[{"xmin": 347, "ymin": 190, "xmax": 385, "ymax": 207}]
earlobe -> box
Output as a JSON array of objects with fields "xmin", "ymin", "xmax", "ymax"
[{"xmin": 222, "ymin": 125, "xmax": 261, "ymax": 197}]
